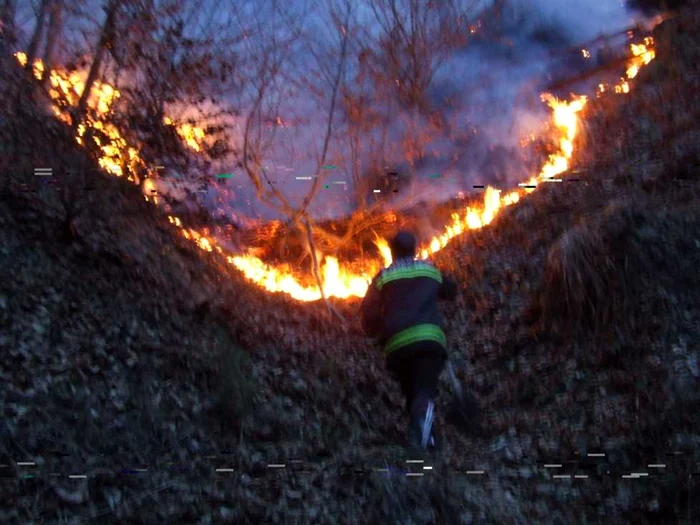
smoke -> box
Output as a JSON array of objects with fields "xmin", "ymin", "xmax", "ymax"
[
  {"xmin": 373, "ymin": 0, "xmax": 646, "ymax": 212},
  {"xmin": 507, "ymin": 0, "xmax": 636, "ymax": 43},
  {"xmin": 207, "ymin": 0, "xmax": 650, "ymax": 223}
]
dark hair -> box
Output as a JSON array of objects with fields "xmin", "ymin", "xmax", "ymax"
[{"xmin": 389, "ymin": 231, "xmax": 417, "ymax": 259}]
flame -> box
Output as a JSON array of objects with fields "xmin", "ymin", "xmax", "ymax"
[
  {"xmin": 143, "ymin": 177, "xmax": 159, "ymax": 204},
  {"xmin": 164, "ymin": 117, "xmax": 206, "ymax": 152},
  {"xmin": 11, "ymin": 40, "xmax": 656, "ymax": 302},
  {"xmin": 14, "ymin": 52, "xmax": 146, "ymax": 181},
  {"xmin": 15, "ymin": 51, "xmax": 44, "ymax": 79},
  {"xmin": 14, "ymin": 52, "xmax": 204, "ymax": 180},
  {"xmin": 375, "ymin": 236, "xmax": 393, "ymax": 267},
  {"xmin": 158, "ymin": 92, "xmax": 590, "ymax": 302},
  {"xmin": 615, "ymin": 81, "xmax": 630, "ymax": 94},
  {"xmin": 627, "ymin": 40, "xmax": 655, "ymax": 79},
  {"xmin": 207, "ymin": 41, "xmax": 654, "ymax": 301},
  {"xmin": 233, "ymin": 252, "xmax": 380, "ymax": 300},
  {"xmin": 608, "ymin": 39, "xmax": 656, "ymax": 95},
  {"xmin": 165, "ymin": 45, "xmax": 652, "ymax": 301}
]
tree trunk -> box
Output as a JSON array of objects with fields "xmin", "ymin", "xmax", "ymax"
[
  {"xmin": 41, "ymin": 0, "xmax": 62, "ymax": 84},
  {"xmin": 26, "ymin": 0, "xmax": 49, "ymax": 71},
  {"xmin": 73, "ymin": 0, "xmax": 119, "ymax": 130},
  {"xmin": 0, "ymin": 0, "xmax": 17, "ymax": 47}
]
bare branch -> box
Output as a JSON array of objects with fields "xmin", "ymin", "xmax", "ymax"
[
  {"xmin": 25, "ymin": 0, "xmax": 48, "ymax": 68},
  {"xmin": 304, "ymin": 217, "xmax": 347, "ymax": 327},
  {"xmin": 293, "ymin": 0, "xmax": 351, "ymax": 221}
]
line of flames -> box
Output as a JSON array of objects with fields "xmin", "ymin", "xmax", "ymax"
[
  {"xmin": 206, "ymin": 92, "xmax": 588, "ymax": 302},
  {"xmin": 13, "ymin": 41, "xmax": 655, "ymax": 302},
  {"xmin": 212, "ymin": 40, "xmax": 655, "ymax": 302},
  {"xmin": 14, "ymin": 52, "xmax": 206, "ymax": 181}
]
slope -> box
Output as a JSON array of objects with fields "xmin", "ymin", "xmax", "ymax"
[{"xmin": 1, "ymin": 3, "xmax": 700, "ymax": 524}]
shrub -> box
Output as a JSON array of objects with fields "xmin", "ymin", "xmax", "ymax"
[{"xmin": 537, "ymin": 199, "xmax": 700, "ymax": 336}]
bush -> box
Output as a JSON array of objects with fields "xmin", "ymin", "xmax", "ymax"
[{"xmin": 536, "ymin": 199, "xmax": 700, "ymax": 336}]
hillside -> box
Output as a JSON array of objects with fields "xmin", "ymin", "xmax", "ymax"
[{"xmin": 1, "ymin": 4, "xmax": 700, "ymax": 524}]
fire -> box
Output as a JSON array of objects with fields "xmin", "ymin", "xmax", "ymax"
[
  {"xmin": 192, "ymin": 92, "xmax": 590, "ymax": 299},
  {"xmin": 627, "ymin": 40, "xmax": 656, "ymax": 79},
  {"xmin": 615, "ymin": 81, "xmax": 630, "ymax": 94},
  {"xmin": 213, "ymin": 42, "xmax": 650, "ymax": 300},
  {"xmin": 375, "ymin": 236, "xmax": 393, "ymax": 267},
  {"xmin": 609, "ymin": 38, "xmax": 656, "ymax": 95},
  {"xmin": 226, "ymin": 254, "xmax": 379, "ymax": 301},
  {"xmin": 11, "ymin": 38, "xmax": 656, "ymax": 302},
  {"xmin": 143, "ymin": 177, "xmax": 159, "ymax": 204},
  {"xmin": 14, "ymin": 52, "xmax": 146, "ymax": 181},
  {"xmin": 14, "ymin": 53, "xmax": 204, "ymax": 180},
  {"xmin": 163, "ymin": 117, "xmax": 206, "ymax": 152},
  {"xmin": 15, "ymin": 51, "xmax": 43, "ymax": 79}
]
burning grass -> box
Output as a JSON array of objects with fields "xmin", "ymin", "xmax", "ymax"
[
  {"xmin": 8, "ymin": 42, "xmax": 625, "ymax": 303},
  {"xmin": 9, "ymin": 32, "xmax": 661, "ymax": 306},
  {"xmin": 13, "ymin": 51, "xmax": 206, "ymax": 183},
  {"xmin": 161, "ymin": 92, "xmax": 591, "ymax": 302}
]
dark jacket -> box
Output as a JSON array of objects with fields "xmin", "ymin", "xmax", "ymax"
[{"xmin": 360, "ymin": 257, "xmax": 458, "ymax": 356}]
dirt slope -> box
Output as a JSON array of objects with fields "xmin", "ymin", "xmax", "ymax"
[{"xmin": 1, "ymin": 4, "xmax": 700, "ymax": 524}]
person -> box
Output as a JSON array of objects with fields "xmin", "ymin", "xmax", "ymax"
[{"xmin": 360, "ymin": 230, "xmax": 458, "ymax": 451}]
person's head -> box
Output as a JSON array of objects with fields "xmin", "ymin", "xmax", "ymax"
[{"xmin": 389, "ymin": 230, "xmax": 417, "ymax": 259}]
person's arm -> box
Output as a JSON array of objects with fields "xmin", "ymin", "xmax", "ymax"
[
  {"xmin": 360, "ymin": 274, "xmax": 383, "ymax": 337},
  {"xmin": 438, "ymin": 273, "xmax": 458, "ymax": 301}
]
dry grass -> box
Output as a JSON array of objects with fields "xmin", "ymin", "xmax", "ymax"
[
  {"xmin": 540, "ymin": 219, "xmax": 614, "ymax": 332},
  {"xmin": 537, "ymin": 195, "xmax": 700, "ymax": 340},
  {"xmin": 212, "ymin": 322, "xmax": 255, "ymax": 423},
  {"xmin": 537, "ymin": 199, "xmax": 638, "ymax": 334}
]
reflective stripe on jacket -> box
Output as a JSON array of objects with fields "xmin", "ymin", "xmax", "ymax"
[
  {"xmin": 383, "ymin": 323, "xmax": 447, "ymax": 355},
  {"xmin": 360, "ymin": 257, "xmax": 457, "ymax": 355}
]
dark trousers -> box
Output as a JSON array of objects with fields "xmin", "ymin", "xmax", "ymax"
[{"xmin": 386, "ymin": 341, "xmax": 447, "ymax": 415}]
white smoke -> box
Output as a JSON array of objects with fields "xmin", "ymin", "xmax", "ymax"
[
  {"xmin": 179, "ymin": 0, "xmax": 649, "ymax": 221},
  {"xmin": 359, "ymin": 0, "xmax": 647, "ymax": 211},
  {"xmin": 508, "ymin": 0, "xmax": 637, "ymax": 43}
]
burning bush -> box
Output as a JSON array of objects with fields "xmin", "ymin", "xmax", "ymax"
[{"xmin": 537, "ymin": 199, "xmax": 700, "ymax": 336}]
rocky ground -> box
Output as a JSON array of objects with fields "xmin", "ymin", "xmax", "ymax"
[{"xmin": 1, "ymin": 4, "xmax": 700, "ymax": 524}]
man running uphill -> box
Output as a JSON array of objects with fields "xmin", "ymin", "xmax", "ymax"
[{"xmin": 360, "ymin": 231, "xmax": 458, "ymax": 452}]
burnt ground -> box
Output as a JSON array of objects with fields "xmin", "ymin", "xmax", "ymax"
[{"xmin": 1, "ymin": 4, "xmax": 700, "ymax": 524}]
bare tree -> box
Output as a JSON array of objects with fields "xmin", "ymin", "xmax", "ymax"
[
  {"xmin": 367, "ymin": 0, "xmax": 477, "ymax": 111},
  {"xmin": 72, "ymin": 0, "xmax": 120, "ymax": 131},
  {"xmin": 329, "ymin": 0, "xmax": 479, "ymax": 203},
  {"xmin": 105, "ymin": 0, "xmax": 243, "ymax": 183},
  {"xmin": 232, "ymin": 0, "xmax": 366, "ymax": 319},
  {"xmin": 0, "ymin": 0, "xmax": 17, "ymax": 47},
  {"xmin": 40, "ymin": 0, "xmax": 63, "ymax": 83},
  {"xmin": 25, "ymin": 0, "xmax": 50, "ymax": 70}
]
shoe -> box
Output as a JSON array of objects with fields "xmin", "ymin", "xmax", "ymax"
[{"xmin": 407, "ymin": 400, "xmax": 437, "ymax": 451}]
